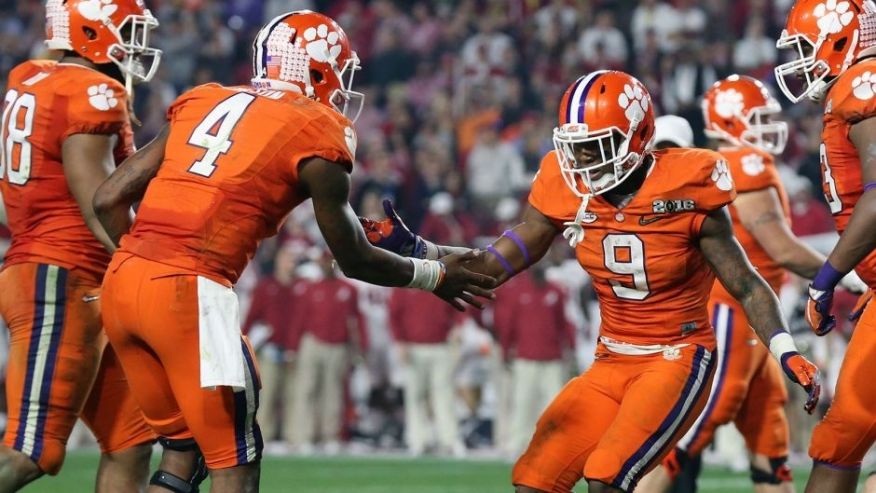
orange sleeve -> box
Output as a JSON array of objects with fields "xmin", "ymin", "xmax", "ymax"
[
  {"xmin": 726, "ymin": 150, "xmax": 778, "ymax": 193},
  {"xmin": 286, "ymin": 111, "xmax": 356, "ymax": 180},
  {"xmin": 528, "ymin": 151, "xmax": 580, "ymax": 224},
  {"xmin": 831, "ymin": 64, "xmax": 876, "ymax": 124},
  {"xmin": 62, "ymin": 77, "xmax": 130, "ymax": 139}
]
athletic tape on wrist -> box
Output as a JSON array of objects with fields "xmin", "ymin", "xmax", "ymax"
[
  {"xmin": 768, "ymin": 330, "xmax": 799, "ymax": 361},
  {"xmin": 486, "ymin": 245, "xmax": 516, "ymax": 276},
  {"xmin": 407, "ymin": 258, "xmax": 444, "ymax": 291},
  {"xmin": 502, "ymin": 230, "xmax": 531, "ymax": 265}
]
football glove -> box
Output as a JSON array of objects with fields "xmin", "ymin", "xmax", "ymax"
[
  {"xmin": 780, "ymin": 352, "xmax": 821, "ymax": 414},
  {"xmin": 359, "ymin": 200, "xmax": 427, "ymax": 259},
  {"xmin": 805, "ymin": 286, "xmax": 836, "ymax": 336}
]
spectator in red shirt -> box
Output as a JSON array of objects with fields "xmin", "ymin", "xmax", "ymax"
[
  {"xmin": 389, "ymin": 288, "xmax": 465, "ymax": 456},
  {"xmin": 496, "ymin": 266, "xmax": 576, "ymax": 454},
  {"xmin": 290, "ymin": 252, "xmax": 367, "ymax": 454},
  {"xmin": 242, "ymin": 246, "xmax": 304, "ymax": 443}
]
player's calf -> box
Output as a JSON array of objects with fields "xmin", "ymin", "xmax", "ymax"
[
  {"xmin": 149, "ymin": 437, "xmax": 207, "ymax": 493},
  {"xmin": 0, "ymin": 446, "xmax": 43, "ymax": 493},
  {"xmin": 96, "ymin": 443, "xmax": 152, "ymax": 493}
]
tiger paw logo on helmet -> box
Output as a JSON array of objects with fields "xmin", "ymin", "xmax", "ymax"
[
  {"xmin": 714, "ymin": 89, "xmax": 745, "ymax": 119},
  {"xmin": 711, "ymin": 159, "xmax": 733, "ymax": 191},
  {"xmin": 617, "ymin": 83, "xmax": 649, "ymax": 123},
  {"xmin": 77, "ymin": 0, "xmax": 118, "ymax": 21},
  {"xmin": 814, "ymin": 0, "xmax": 855, "ymax": 35},
  {"xmin": 302, "ymin": 24, "xmax": 342, "ymax": 64},
  {"xmin": 852, "ymin": 71, "xmax": 876, "ymax": 100}
]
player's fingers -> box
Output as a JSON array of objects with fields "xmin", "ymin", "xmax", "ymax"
[
  {"xmin": 437, "ymin": 294, "xmax": 465, "ymax": 312},
  {"xmin": 463, "ymin": 284, "xmax": 495, "ymax": 299},
  {"xmin": 458, "ymin": 293, "xmax": 485, "ymax": 310}
]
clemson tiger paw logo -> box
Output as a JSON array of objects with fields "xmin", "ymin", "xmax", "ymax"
[
  {"xmin": 711, "ymin": 159, "xmax": 733, "ymax": 191},
  {"xmin": 714, "ymin": 89, "xmax": 745, "ymax": 118},
  {"xmin": 344, "ymin": 126, "xmax": 357, "ymax": 159},
  {"xmin": 852, "ymin": 71, "xmax": 876, "ymax": 100},
  {"xmin": 77, "ymin": 0, "xmax": 117, "ymax": 21},
  {"xmin": 814, "ymin": 0, "xmax": 854, "ymax": 35},
  {"xmin": 741, "ymin": 153, "xmax": 765, "ymax": 176},
  {"xmin": 303, "ymin": 24, "xmax": 342, "ymax": 63},
  {"xmin": 617, "ymin": 83, "xmax": 648, "ymax": 123},
  {"xmin": 87, "ymin": 83, "xmax": 118, "ymax": 111}
]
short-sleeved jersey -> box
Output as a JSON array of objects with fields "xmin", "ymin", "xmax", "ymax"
[
  {"xmin": 0, "ymin": 61, "xmax": 134, "ymax": 279},
  {"xmin": 821, "ymin": 58, "xmax": 876, "ymax": 288},
  {"xmin": 119, "ymin": 83, "xmax": 356, "ymax": 285},
  {"xmin": 712, "ymin": 146, "xmax": 790, "ymax": 298},
  {"xmin": 529, "ymin": 148, "xmax": 736, "ymax": 348}
]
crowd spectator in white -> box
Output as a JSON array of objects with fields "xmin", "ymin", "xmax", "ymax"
[
  {"xmin": 631, "ymin": 0, "xmax": 681, "ymax": 52},
  {"xmin": 577, "ymin": 9, "xmax": 628, "ymax": 70},
  {"xmin": 533, "ymin": 0, "xmax": 580, "ymax": 45},
  {"xmin": 733, "ymin": 17, "xmax": 778, "ymax": 75},
  {"xmin": 674, "ymin": 0, "xmax": 709, "ymax": 41},
  {"xmin": 291, "ymin": 253, "xmax": 367, "ymax": 454},
  {"xmin": 389, "ymin": 289, "xmax": 464, "ymax": 457},
  {"xmin": 242, "ymin": 246, "xmax": 305, "ymax": 444},
  {"xmin": 495, "ymin": 267, "xmax": 576, "ymax": 455},
  {"xmin": 466, "ymin": 122, "xmax": 527, "ymax": 211}
]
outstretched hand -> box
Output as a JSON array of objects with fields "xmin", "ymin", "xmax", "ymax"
[
  {"xmin": 433, "ymin": 250, "xmax": 496, "ymax": 311},
  {"xmin": 359, "ymin": 200, "xmax": 427, "ymax": 258}
]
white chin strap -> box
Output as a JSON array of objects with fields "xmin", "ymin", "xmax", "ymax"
[{"xmin": 562, "ymin": 194, "xmax": 591, "ymax": 247}]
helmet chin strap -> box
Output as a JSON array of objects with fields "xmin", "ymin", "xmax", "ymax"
[{"xmin": 562, "ymin": 193, "xmax": 591, "ymax": 248}]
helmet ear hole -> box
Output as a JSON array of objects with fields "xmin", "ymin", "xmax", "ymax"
[
  {"xmin": 83, "ymin": 26, "xmax": 97, "ymax": 40},
  {"xmin": 310, "ymin": 69, "xmax": 324, "ymax": 84},
  {"xmin": 834, "ymin": 37, "xmax": 848, "ymax": 51}
]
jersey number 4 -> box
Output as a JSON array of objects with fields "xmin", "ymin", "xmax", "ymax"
[
  {"xmin": 603, "ymin": 234, "xmax": 650, "ymax": 300},
  {"xmin": 186, "ymin": 92, "xmax": 256, "ymax": 177},
  {"xmin": 0, "ymin": 89, "xmax": 36, "ymax": 185}
]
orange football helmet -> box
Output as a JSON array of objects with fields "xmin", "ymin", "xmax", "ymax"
[
  {"xmin": 775, "ymin": 0, "xmax": 876, "ymax": 102},
  {"xmin": 251, "ymin": 10, "xmax": 363, "ymax": 122},
  {"xmin": 45, "ymin": 0, "xmax": 161, "ymax": 93},
  {"xmin": 553, "ymin": 70, "xmax": 655, "ymax": 196},
  {"xmin": 702, "ymin": 75, "xmax": 788, "ymax": 154}
]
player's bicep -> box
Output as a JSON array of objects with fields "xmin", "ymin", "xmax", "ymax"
[
  {"xmin": 62, "ymin": 133, "xmax": 116, "ymax": 214},
  {"xmin": 698, "ymin": 207, "xmax": 761, "ymax": 301},
  {"xmin": 849, "ymin": 116, "xmax": 876, "ymax": 185},
  {"xmin": 735, "ymin": 187, "xmax": 796, "ymax": 257},
  {"xmin": 298, "ymin": 156, "xmax": 372, "ymax": 267}
]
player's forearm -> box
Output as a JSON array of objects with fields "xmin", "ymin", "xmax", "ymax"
[
  {"xmin": 775, "ymin": 239, "xmax": 825, "ymax": 279},
  {"xmin": 433, "ymin": 244, "xmax": 471, "ymax": 260},
  {"xmin": 94, "ymin": 204, "xmax": 133, "ymax": 248},
  {"xmin": 336, "ymin": 243, "xmax": 416, "ymax": 287},
  {"xmin": 826, "ymin": 190, "xmax": 876, "ymax": 273},
  {"xmin": 737, "ymin": 277, "xmax": 791, "ymax": 347}
]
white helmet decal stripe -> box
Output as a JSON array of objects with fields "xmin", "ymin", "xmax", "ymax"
[{"xmin": 569, "ymin": 70, "xmax": 608, "ymax": 124}]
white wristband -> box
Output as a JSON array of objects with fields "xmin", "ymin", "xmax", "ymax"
[
  {"xmin": 769, "ymin": 331, "xmax": 799, "ymax": 361},
  {"xmin": 407, "ymin": 258, "xmax": 445, "ymax": 292}
]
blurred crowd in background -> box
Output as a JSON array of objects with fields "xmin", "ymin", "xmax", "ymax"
[{"xmin": 0, "ymin": 0, "xmax": 868, "ymax": 467}]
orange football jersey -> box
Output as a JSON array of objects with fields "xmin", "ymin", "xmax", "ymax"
[
  {"xmin": 713, "ymin": 146, "xmax": 790, "ymax": 296},
  {"xmin": 529, "ymin": 148, "xmax": 736, "ymax": 348},
  {"xmin": 821, "ymin": 59, "xmax": 876, "ymax": 289},
  {"xmin": 119, "ymin": 83, "xmax": 356, "ymax": 285},
  {"xmin": 0, "ymin": 60, "xmax": 134, "ymax": 279}
]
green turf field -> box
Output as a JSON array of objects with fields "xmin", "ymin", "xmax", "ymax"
[{"xmin": 17, "ymin": 451, "xmax": 869, "ymax": 492}]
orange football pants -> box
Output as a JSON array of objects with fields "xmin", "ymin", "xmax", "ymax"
[
  {"xmin": 0, "ymin": 263, "xmax": 154, "ymax": 475},
  {"xmin": 674, "ymin": 298, "xmax": 789, "ymax": 459},
  {"xmin": 809, "ymin": 292, "xmax": 876, "ymax": 469},
  {"xmin": 512, "ymin": 343, "xmax": 715, "ymax": 493},
  {"xmin": 101, "ymin": 253, "xmax": 262, "ymax": 469}
]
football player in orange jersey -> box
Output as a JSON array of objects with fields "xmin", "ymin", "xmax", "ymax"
[
  {"xmin": 639, "ymin": 76, "xmax": 868, "ymax": 493},
  {"xmin": 776, "ymin": 1, "xmax": 876, "ymax": 492},
  {"xmin": 91, "ymin": 10, "xmax": 495, "ymax": 493},
  {"xmin": 361, "ymin": 70, "xmax": 820, "ymax": 493},
  {"xmin": 0, "ymin": 0, "xmax": 160, "ymax": 491}
]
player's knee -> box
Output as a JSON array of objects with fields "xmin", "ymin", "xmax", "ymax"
[
  {"xmin": 750, "ymin": 456, "xmax": 792, "ymax": 485},
  {"xmin": 0, "ymin": 446, "xmax": 45, "ymax": 485}
]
